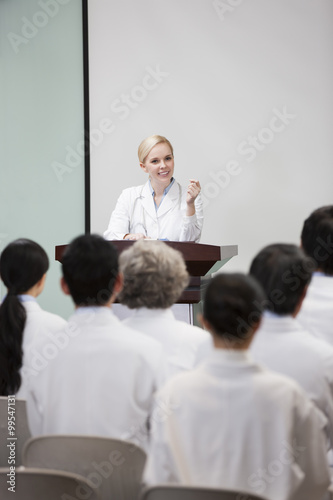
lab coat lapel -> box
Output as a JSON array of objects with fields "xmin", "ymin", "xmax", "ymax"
[
  {"xmin": 157, "ymin": 181, "xmax": 180, "ymax": 217},
  {"xmin": 140, "ymin": 181, "xmax": 157, "ymax": 221}
]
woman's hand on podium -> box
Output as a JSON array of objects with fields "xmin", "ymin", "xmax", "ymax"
[{"xmin": 123, "ymin": 233, "xmax": 150, "ymax": 241}]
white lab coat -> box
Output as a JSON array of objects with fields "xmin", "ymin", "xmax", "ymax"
[
  {"xmin": 17, "ymin": 300, "xmax": 67, "ymax": 400},
  {"xmin": 122, "ymin": 308, "xmax": 213, "ymax": 379},
  {"xmin": 26, "ymin": 307, "xmax": 167, "ymax": 450},
  {"xmin": 103, "ymin": 180, "xmax": 203, "ymax": 241},
  {"xmin": 297, "ymin": 273, "xmax": 333, "ymax": 345},
  {"xmin": 250, "ymin": 312, "xmax": 333, "ymax": 448},
  {"xmin": 144, "ymin": 350, "xmax": 330, "ymax": 500}
]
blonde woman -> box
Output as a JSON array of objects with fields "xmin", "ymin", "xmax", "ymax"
[{"xmin": 103, "ymin": 135, "xmax": 203, "ymax": 241}]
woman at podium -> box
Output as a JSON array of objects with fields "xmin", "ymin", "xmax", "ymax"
[{"xmin": 103, "ymin": 135, "xmax": 203, "ymax": 242}]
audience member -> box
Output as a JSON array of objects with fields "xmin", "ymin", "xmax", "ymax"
[
  {"xmin": 118, "ymin": 240, "xmax": 212, "ymax": 378},
  {"xmin": 144, "ymin": 273, "xmax": 330, "ymax": 500},
  {"xmin": 0, "ymin": 238, "xmax": 66, "ymax": 398},
  {"xmin": 249, "ymin": 243, "xmax": 333, "ymax": 449},
  {"xmin": 297, "ymin": 205, "xmax": 333, "ymax": 344},
  {"xmin": 26, "ymin": 234, "xmax": 166, "ymax": 449}
]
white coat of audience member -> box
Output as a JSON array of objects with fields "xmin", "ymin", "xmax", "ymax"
[
  {"xmin": 297, "ymin": 206, "xmax": 333, "ymax": 345},
  {"xmin": 144, "ymin": 273, "xmax": 330, "ymax": 500},
  {"xmin": 26, "ymin": 234, "xmax": 166, "ymax": 450},
  {"xmin": 118, "ymin": 240, "xmax": 213, "ymax": 378},
  {"xmin": 103, "ymin": 134, "xmax": 203, "ymax": 242},
  {"xmin": 249, "ymin": 243, "xmax": 333, "ymax": 450},
  {"xmin": 0, "ymin": 239, "xmax": 66, "ymax": 399}
]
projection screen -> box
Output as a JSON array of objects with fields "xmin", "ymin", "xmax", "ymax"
[{"xmin": 87, "ymin": 0, "xmax": 333, "ymax": 271}]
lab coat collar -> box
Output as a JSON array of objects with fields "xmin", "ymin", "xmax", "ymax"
[
  {"xmin": 21, "ymin": 300, "xmax": 42, "ymax": 313},
  {"xmin": 310, "ymin": 273, "xmax": 333, "ymax": 292},
  {"xmin": 139, "ymin": 182, "xmax": 158, "ymax": 221},
  {"xmin": 156, "ymin": 179, "xmax": 181, "ymax": 217},
  {"xmin": 203, "ymin": 348, "xmax": 260, "ymax": 374},
  {"xmin": 260, "ymin": 311, "xmax": 305, "ymax": 334},
  {"xmin": 69, "ymin": 305, "xmax": 120, "ymax": 327},
  {"xmin": 127, "ymin": 307, "xmax": 175, "ymax": 321},
  {"xmin": 140, "ymin": 179, "xmax": 181, "ymax": 220}
]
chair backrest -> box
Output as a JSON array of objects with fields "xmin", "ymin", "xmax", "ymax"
[
  {"xmin": 141, "ymin": 485, "xmax": 268, "ymax": 500},
  {"xmin": 0, "ymin": 396, "xmax": 31, "ymax": 466},
  {"xmin": 22, "ymin": 435, "xmax": 146, "ymax": 500},
  {"xmin": 0, "ymin": 467, "xmax": 100, "ymax": 500}
]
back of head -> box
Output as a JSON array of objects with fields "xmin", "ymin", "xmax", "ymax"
[
  {"xmin": 0, "ymin": 238, "xmax": 49, "ymax": 395},
  {"xmin": 0, "ymin": 238, "xmax": 49, "ymax": 294},
  {"xmin": 203, "ymin": 273, "xmax": 266, "ymax": 344},
  {"xmin": 301, "ymin": 205, "xmax": 333, "ymax": 275},
  {"xmin": 249, "ymin": 243, "xmax": 314, "ymax": 315},
  {"xmin": 138, "ymin": 135, "xmax": 174, "ymax": 163},
  {"xmin": 118, "ymin": 240, "xmax": 189, "ymax": 309},
  {"xmin": 62, "ymin": 234, "xmax": 118, "ymax": 306}
]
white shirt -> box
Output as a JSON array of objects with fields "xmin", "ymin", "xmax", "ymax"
[
  {"xmin": 297, "ymin": 273, "xmax": 333, "ymax": 345},
  {"xmin": 103, "ymin": 180, "xmax": 203, "ymax": 242},
  {"xmin": 123, "ymin": 308, "xmax": 213, "ymax": 378},
  {"xmin": 26, "ymin": 306, "xmax": 167, "ymax": 450},
  {"xmin": 144, "ymin": 349, "xmax": 330, "ymax": 500},
  {"xmin": 250, "ymin": 312, "xmax": 333, "ymax": 448},
  {"xmin": 17, "ymin": 299, "xmax": 67, "ymax": 400}
]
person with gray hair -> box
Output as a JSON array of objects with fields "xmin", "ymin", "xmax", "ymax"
[{"xmin": 118, "ymin": 240, "xmax": 212, "ymax": 378}]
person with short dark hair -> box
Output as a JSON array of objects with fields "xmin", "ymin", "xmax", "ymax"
[
  {"xmin": 297, "ymin": 206, "xmax": 333, "ymax": 344},
  {"xmin": 26, "ymin": 234, "xmax": 166, "ymax": 449},
  {"xmin": 249, "ymin": 243, "xmax": 333, "ymax": 449},
  {"xmin": 0, "ymin": 239, "xmax": 66, "ymax": 398},
  {"xmin": 118, "ymin": 240, "xmax": 212, "ymax": 378},
  {"xmin": 144, "ymin": 273, "xmax": 330, "ymax": 500}
]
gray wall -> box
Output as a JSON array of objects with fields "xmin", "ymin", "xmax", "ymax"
[{"xmin": 0, "ymin": 0, "xmax": 85, "ymax": 318}]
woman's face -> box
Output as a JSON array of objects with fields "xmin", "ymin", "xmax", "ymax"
[{"xmin": 140, "ymin": 142, "xmax": 174, "ymax": 187}]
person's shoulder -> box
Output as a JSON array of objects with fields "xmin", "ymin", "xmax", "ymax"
[
  {"xmin": 159, "ymin": 364, "xmax": 204, "ymax": 393},
  {"xmin": 118, "ymin": 321, "xmax": 164, "ymax": 353},
  {"xmin": 25, "ymin": 302, "xmax": 67, "ymax": 329},
  {"xmin": 255, "ymin": 363, "xmax": 309, "ymax": 398},
  {"xmin": 121, "ymin": 184, "xmax": 146, "ymax": 197},
  {"xmin": 173, "ymin": 320, "xmax": 211, "ymax": 343},
  {"xmin": 294, "ymin": 324, "xmax": 333, "ymax": 359}
]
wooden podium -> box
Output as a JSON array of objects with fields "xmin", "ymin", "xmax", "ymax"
[{"xmin": 55, "ymin": 242, "xmax": 238, "ymax": 323}]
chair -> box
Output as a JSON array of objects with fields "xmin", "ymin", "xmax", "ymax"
[
  {"xmin": 0, "ymin": 396, "xmax": 31, "ymax": 466},
  {"xmin": 0, "ymin": 467, "xmax": 100, "ymax": 500},
  {"xmin": 140, "ymin": 485, "xmax": 268, "ymax": 500},
  {"xmin": 22, "ymin": 435, "xmax": 146, "ymax": 500}
]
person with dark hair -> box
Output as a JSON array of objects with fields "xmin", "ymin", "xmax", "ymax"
[
  {"xmin": 26, "ymin": 234, "xmax": 166, "ymax": 448},
  {"xmin": 144, "ymin": 273, "xmax": 330, "ymax": 500},
  {"xmin": 0, "ymin": 238, "xmax": 66, "ymax": 398},
  {"xmin": 118, "ymin": 240, "xmax": 212, "ymax": 378},
  {"xmin": 297, "ymin": 206, "xmax": 333, "ymax": 344},
  {"xmin": 249, "ymin": 243, "xmax": 333, "ymax": 449}
]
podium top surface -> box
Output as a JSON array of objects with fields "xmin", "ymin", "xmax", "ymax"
[{"xmin": 55, "ymin": 241, "xmax": 238, "ymax": 277}]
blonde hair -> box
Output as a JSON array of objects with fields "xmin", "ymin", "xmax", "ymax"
[
  {"xmin": 138, "ymin": 135, "xmax": 174, "ymax": 164},
  {"xmin": 118, "ymin": 240, "xmax": 189, "ymax": 309}
]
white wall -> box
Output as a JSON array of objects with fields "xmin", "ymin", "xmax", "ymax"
[
  {"xmin": 0, "ymin": 0, "xmax": 85, "ymax": 318},
  {"xmin": 89, "ymin": 0, "xmax": 333, "ymax": 272}
]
